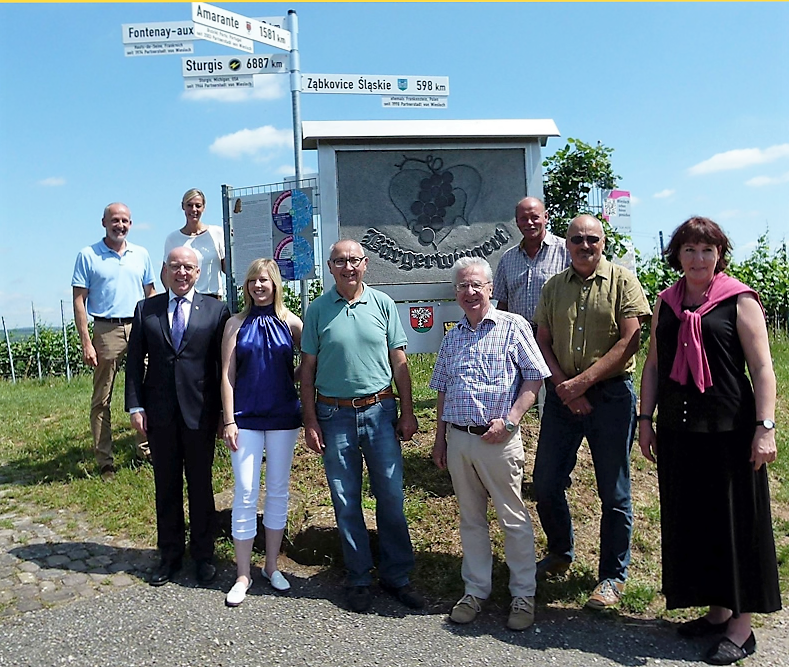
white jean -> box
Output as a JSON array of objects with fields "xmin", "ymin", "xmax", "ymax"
[{"xmin": 231, "ymin": 428, "xmax": 299, "ymax": 539}]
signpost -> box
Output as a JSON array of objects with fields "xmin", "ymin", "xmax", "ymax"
[
  {"xmin": 302, "ymin": 74, "xmax": 449, "ymax": 96},
  {"xmin": 124, "ymin": 4, "xmax": 450, "ymax": 314},
  {"xmin": 191, "ymin": 2, "xmax": 291, "ymax": 51}
]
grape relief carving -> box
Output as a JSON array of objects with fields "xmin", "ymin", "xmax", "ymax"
[{"xmin": 389, "ymin": 155, "xmax": 482, "ymax": 249}]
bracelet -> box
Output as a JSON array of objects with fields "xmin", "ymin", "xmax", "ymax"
[
  {"xmin": 637, "ymin": 414, "xmax": 653, "ymax": 422},
  {"xmin": 223, "ymin": 421, "xmax": 236, "ymax": 427}
]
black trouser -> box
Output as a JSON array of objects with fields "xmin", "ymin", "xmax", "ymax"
[{"xmin": 149, "ymin": 409, "xmax": 216, "ymax": 564}]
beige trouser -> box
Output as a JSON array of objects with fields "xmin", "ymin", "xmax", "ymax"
[
  {"xmin": 446, "ymin": 426, "xmax": 537, "ymax": 599},
  {"xmin": 90, "ymin": 320, "xmax": 148, "ymax": 469}
]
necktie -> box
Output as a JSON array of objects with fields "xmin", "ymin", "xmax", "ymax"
[{"xmin": 172, "ymin": 296, "xmax": 185, "ymax": 349}]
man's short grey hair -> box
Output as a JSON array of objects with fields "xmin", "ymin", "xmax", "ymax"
[
  {"xmin": 103, "ymin": 202, "xmax": 130, "ymax": 221},
  {"xmin": 451, "ymin": 256, "xmax": 493, "ymax": 284},
  {"xmin": 328, "ymin": 239, "xmax": 364, "ymax": 257}
]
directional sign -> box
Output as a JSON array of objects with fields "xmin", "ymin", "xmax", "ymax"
[
  {"xmin": 192, "ymin": 3, "xmax": 291, "ymax": 51},
  {"xmin": 122, "ymin": 21, "xmax": 197, "ymax": 44},
  {"xmin": 182, "ymin": 54, "xmax": 289, "ymax": 77},
  {"xmin": 301, "ymin": 74, "xmax": 450, "ymax": 96},
  {"xmin": 184, "ymin": 75, "xmax": 254, "ymax": 91}
]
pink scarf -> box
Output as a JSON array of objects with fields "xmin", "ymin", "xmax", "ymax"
[{"xmin": 659, "ymin": 273, "xmax": 761, "ymax": 393}]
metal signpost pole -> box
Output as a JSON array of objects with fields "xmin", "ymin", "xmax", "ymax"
[{"xmin": 287, "ymin": 10, "xmax": 310, "ymax": 316}]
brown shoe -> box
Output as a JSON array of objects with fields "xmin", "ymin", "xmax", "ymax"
[
  {"xmin": 507, "ymin": 595, "xmax": 536, "ymax": 630},
  {"xmin": 100, "ymin": 465, "xmax": 116, "ymax": 482},
  {"xmin": 449, "ymin": 594, "xmax": 483, "ymax": 624},
  {"xmin": 585, "ymin": 579, "xmax": 624, "ymax": 609}
]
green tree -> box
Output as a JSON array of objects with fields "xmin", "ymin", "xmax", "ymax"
[{"xmin": 542, "ymin": 137, "xmax": 628, "ymax": 259}]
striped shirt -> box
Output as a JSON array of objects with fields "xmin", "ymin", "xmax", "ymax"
[
  {"xmin": 429, "ymin": 307, "xmax": 549, "ymax": 426},
  {"xmin": 492, "ymin": 233, "xmax": 570, "ymax": 323}
]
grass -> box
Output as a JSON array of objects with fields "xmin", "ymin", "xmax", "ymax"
[{"xmin": 1, "ymin": 341, "xmax": 788, "ymax": 619}]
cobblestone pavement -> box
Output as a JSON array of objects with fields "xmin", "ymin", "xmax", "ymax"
[{"xmin": 0, "ymin": 488, "xmax": 157, "ymax": 617}]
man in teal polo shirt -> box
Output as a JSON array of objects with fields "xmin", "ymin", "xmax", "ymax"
[
  {"xmin": 301, "ymin": 239, "xmax": 422, "ymax": 613},
  {"xmin": 72, "ymin": 202, "xmax": 156, "ymax": 480}
]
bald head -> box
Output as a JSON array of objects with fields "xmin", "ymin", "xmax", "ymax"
[
  {"xmin": 515, "ymin": 197, "xmax": 548, "ymax": 251},
  {"xmin": 567, "ymin": 214, "xmax": 604, "ymax": 239},
  {"xmin": 166, "ymin": 246, "xmax": 201, "ymax": 296},
  {"xmin": 566, "ymin": 215, "xmax": 605, "ymax": 278}
]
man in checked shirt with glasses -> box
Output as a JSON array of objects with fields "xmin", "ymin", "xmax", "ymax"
[{"xmin": 430, "ymin": 256, "xmax": 549, "ymax": 631}]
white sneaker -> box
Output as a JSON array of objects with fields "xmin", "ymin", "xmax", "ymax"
[
  {"xmin": 261, "ymin": 568, "xmax": 291, "ymax": 592},
  {"xmin": 225, "ymin": 579, "xmax": 252, "ymax": 607}
]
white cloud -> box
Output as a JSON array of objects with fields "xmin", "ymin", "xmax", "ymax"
[
  {"xmin": 38, "ymin": 176, "xmax": 65, "ymax": 187},
  {"xmin": 182, "ymin": 75, "xmax": 285, "ymax": 103},
  {"xmin": 745, "ymin": 171, "xmax": 789, "ymax": 187},
  {"xmin": 716, "ymin": 209, "xmax": 760, "ymax": 221},
  {"xmin": 652, "ymin": 189, "xmax": 674, "ymax": 199},
  {"xmin": 688, "ymin": 143, "xmax": 789, "ymax": 175},
  {"xmin": 629, "ymin": 195, "xmax": 641, "ymax": 206},
  {"xmin": 209, "ymin": 125, "xmax": 292, "ymax": 160},
  {"xmin": 274, "ymin": 163, "xmax": 297, "ymax": 176}
]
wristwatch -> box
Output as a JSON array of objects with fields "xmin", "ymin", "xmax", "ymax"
[
  {"xmin": 756, "ymin": 419, "xmax": 776, "ymax": 430},
  {"xmin": 504, "ymin": 419, "xmax": 518, "ymax": 433}
]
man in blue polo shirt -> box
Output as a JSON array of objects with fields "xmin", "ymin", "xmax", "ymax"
[
  {"xmin": 72, "ymin": 202, "xmax": 155, "ymax": 480},
  {"xmin": 300, "ymin": 239, "xmax": 422, "ymax": 613}
]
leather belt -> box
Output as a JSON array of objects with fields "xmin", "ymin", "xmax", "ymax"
[
  {"xmin": 317, "ymin": 388, "xmax": 395, "ymax": 409},
  {"xmin": 450, "ymin": 423, "xmax": 490, "ymax": 436},
  {"xmin": 93, "ymin": 317, "xmax": 133, "ymax": 324}
]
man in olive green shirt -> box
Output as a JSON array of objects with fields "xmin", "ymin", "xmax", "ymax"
[{"xmin": 532, "ymin": 215, "xmax": 651, "ymax": 610}]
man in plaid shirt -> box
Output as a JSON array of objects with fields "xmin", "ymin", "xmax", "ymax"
[
  {"xmin": 430, "ymin": 256, "xmax": 549, "ymax": 631},
  {"xmin": 493, "ymin": 197, "xmax": 570, "ymax": 327}
]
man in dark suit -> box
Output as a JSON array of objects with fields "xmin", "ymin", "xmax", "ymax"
[{"xmin": 126, "ymin": 246, "xmax": 230, "ymax": 586}]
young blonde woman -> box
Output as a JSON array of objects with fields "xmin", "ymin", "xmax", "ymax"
[
  {"xmin": 220, "ymin": 259, "xmax": 302, "ymax": 606},
  {"xmin": 163, "ymin": 188, "xmax": 225, "ymax": 297}
]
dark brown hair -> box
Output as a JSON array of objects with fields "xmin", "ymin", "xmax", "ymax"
[{"xmin": 664, "ymin": 216, "xmax": 731, "ymax": 273}]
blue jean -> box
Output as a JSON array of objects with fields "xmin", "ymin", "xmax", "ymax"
[
  {"xmin": 533, "ymin": 377, "xmax": 636, "ymax": 582},
  {"xmin": 317, "ymin": 397, "xmax": 415, "ymax": 587}
]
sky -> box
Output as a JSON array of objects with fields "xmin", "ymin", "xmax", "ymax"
[{"xmin": 0, "ymin": 1, "xmax": 787, "ymax": 329}]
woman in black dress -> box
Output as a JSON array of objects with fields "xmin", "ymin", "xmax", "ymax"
[{"xmin": 639, "ymin": 217, "xmax": 780, "ymax": 666}]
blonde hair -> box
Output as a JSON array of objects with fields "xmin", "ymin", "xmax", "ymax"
[
  {"xmin": 181, "ymin": 188, "xmax": 206, "ymax": 207},
  {"xmin": 241, "ymin": 258, "xmax": 289, "ymax": 321}
]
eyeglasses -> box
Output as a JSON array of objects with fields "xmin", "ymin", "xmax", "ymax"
[
  {"xmin": 330, "ymin": 256, "xmax": 366, "ymax": 268},
  {"xmin": 167, "ymin": 262, "xmax": 198, "ymax": 272},
  {"xmin": 455, "ymin": 281, "xmax": 491, "ymax": 293},
  {"xmin": 569, "ymin": 235, "xmax": 601, "ymax": 245}
]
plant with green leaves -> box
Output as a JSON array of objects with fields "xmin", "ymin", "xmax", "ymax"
[
  {"xmin": 543, "ymin": 137, "xmax": 628, "ymax": 259},
  {"xmin": 0, "ymin": 321, "xmax": 91, "ymax": 380},
  {"xmin": 728, "ymin": 234, "xmax": 789, "ymax": 330}
]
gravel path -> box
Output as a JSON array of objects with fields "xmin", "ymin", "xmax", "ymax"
[{"xmin": 1, "ymin": 491, "xmax": 787, "ymax": 666}]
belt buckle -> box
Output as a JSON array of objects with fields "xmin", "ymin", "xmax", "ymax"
[
  {"xmin": 351, "ymin": 395, "xmax": 369, "ymax": 408},
  {"xmin": 465, "ymin": 425, "xmax": 475, "ymax": 434}
]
